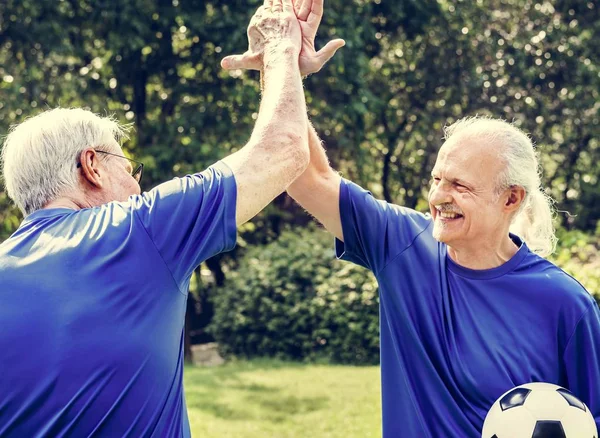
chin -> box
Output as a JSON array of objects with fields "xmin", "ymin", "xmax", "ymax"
[
  {"xmin": 433, "ymin": 232, "xmax": 451, "ymax": 244},
  {"xmin": 432, "ymin": 224, "xmax": 449, "ymax": 243}
]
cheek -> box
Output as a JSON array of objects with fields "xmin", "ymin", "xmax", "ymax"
[
  {"xmin": 454, "ymin": 192, "xmax": 472, "ymax": 210},
  {"xmin": 126, "ymin": 178, "xmax": 139, "ymax": 195},
  {"xmin": 116, "ymin": 173, "xmax": 138, "ymax": 197}
]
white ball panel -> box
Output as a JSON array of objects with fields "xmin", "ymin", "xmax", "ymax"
[
  {"xmin": 524, "ymin": 389, "xmax": 568, "ymax": 419},
  {"xmin": 561, "ymin": 404, "xmax": 598, "ymax": 438},
  {"xmin": 482, "ymin": 403, "xmax": 536, "ymax": 438}
]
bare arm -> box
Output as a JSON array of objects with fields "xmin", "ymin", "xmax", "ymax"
[
  {"xmin": 220, "ymin": 1, "xmax": 308, "ymax": 226},
  {"xmin": 286, "ymin": 121, "xmax": 343, "ymax": 240},
  {"xmin": 220, "ymin": 0, "xmax": 344, "ymax": 229},
  {"xmin": 281, "ymin": 0, "xmax": 345, "ymax": 239}
]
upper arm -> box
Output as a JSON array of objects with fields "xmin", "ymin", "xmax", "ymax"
[
  {"xmin": 131, "ymin": 162, "xmax": 237, "ymax": 288},
  {"xmin": 563, "ymin": 303, "xmax": 600, "ymax": 429},
  {"xmin": 221, "ymin": 135, "xmax": 309, "ymax": 227},
  {"xmin": 334, "ymin": 179, "xmax": 432, "ymax": 273},
  {"xmin": 286, "ymin": 166, "xmax": 343, "ymax": 240}
]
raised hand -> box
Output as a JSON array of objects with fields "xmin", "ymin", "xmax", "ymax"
[
  {"xmin": 221, "ymin": 0, "xmax": 302, "ymax": 71},
  {"xmin": 293, "ymin": 0, "xmax": 345, "ymax": 76}
]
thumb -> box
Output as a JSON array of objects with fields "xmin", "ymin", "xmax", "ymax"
[
  {"xmin": 315, "ymin": 39, "xmax": 346, "ymax": 65},
  {"xmin": 221, "ymin": 52, "xmax": 261, "ymax": 71}
]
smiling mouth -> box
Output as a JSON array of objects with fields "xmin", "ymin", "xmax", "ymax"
[{"xmin": 436, "ymin": 211, "xmax": 464, "ymax": 220}]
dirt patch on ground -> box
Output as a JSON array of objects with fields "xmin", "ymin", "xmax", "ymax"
[{"xmin": 191, "ymin": 343, "xmax": 225, "ymax": 367}]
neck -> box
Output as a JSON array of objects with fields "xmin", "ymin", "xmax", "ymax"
[
  {"xmin": 43, "ymin": 196, "xmax": 90, "ymax": 211},
  {"xmin": 447, "ymin": 235, "xmax": 520, "ymax": 270}
]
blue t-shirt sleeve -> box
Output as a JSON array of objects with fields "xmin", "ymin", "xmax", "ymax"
[
  {"xmin": 132, "ymin": 161, "xmax": 237, "ymax": 290},
  {"xmin": 563, "ymin": 301, "xmax": 600, "ymax": 430},
  {"xmin": 334, "ymin": 178, "xmax": 432, "ymax": 274}
]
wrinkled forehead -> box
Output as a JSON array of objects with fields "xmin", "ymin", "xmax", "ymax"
[{"xmin": 434, "ymin": 135, "xmax": 504, "ymax": 185}]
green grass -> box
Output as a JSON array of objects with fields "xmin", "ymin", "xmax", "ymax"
[{"xmin": 184, "ymin": 360, "xmax": 381, "ymax": 438}]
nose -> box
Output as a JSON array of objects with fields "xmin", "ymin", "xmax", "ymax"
[{"xmin": 429, "ymin": 180, "xmax": 453, "ymax": 205}]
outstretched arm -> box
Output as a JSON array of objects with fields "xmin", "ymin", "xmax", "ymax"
[
  {"xmin": 220, "ymin": 0, "xmax": 308, "ymax": 226},
  {"xmin": 221, "ymin": 0, "xmax": 345, "ymax": 233},
  {"xmin": 285, "ymin": 0, "xmax": 344, "ymax": 240}
]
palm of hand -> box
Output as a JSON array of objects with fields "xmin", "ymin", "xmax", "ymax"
[{"xmin": 297, "ymin": 22, "xmax": 320, "ymax": 75}]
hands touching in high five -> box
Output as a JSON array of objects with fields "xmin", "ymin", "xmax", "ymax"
[
  {"xmin": 219, "ymin": 0, "xmax": 310, "ymax": 226},
  {"xmin": 221, "ymin": 0, "xmax": 302, "ymax": 71},
  {"xmin": 221, "ymin": 0, "xmax": 345, "ymax": 76}
]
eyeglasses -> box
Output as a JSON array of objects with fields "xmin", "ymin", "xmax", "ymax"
[{"xmin": 77, "ymin": 149, "xmax": 144, "ymax": 184}]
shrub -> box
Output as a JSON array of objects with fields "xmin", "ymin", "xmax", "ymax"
[
  {"xmin": 209, "ymin": 227, "xmax": 380, "ymax": 365},
  {"xmin": 551, "ymin": 227, "xmax": 600, "ymax": 307},
  {"xmin": 209, "ymin": 225, "xmax": 599, "ymax": 365}
]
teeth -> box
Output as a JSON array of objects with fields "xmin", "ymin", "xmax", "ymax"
[{"xmin": 439, "ymin": 211, "xmax": 461, "ymax": 219}]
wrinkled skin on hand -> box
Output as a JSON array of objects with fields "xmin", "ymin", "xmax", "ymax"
[
  {"xmin": 222, "ymin": 0, "xmax": 344, "ymax": 76},
  {"xmin": 222, "ymin": 0, "xmax": 302, "ymax": 71}
]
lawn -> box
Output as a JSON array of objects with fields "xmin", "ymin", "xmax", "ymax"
[{"xmin": 184, "ymin": 360, "xmax": 382, "ymax": 438}]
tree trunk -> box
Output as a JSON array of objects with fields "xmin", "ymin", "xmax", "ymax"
[{"xmin": 183, "ymin": 294, "xmax": 195, "ymax": 364}]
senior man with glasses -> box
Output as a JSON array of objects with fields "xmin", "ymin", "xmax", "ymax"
[{"xmin": 0, "ymin": 0, "xmax": 343, "ymax": 436}]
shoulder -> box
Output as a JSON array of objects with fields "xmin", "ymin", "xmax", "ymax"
[
  {"xmin": 516, "ymin": 252, "xmax": 595, "ymax": 314},
  {"xmin": 340, "ymin": 178, "xmax": 433, "ymax": 229}
]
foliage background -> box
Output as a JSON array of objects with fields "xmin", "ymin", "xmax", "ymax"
[{"xmin": 1, "ymin": 0, "xmax": 598, "ymax": 362}]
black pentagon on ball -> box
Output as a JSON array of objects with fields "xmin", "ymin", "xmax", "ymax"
[
  {"xmin": 532, "ymin": 420, "xmax": 566, "ymax": 438},
  {"xmin": 500, "ymin": 388, "xmax": 532, "ymax": 411},
  {"xmin": 556, "ymin": 388, "xmax": 587, "ymax": 411}
]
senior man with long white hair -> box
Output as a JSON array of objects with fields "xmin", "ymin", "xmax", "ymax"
[
  {"xmin": 222, "ymin": 0, "xmax": 600, "ymax": 436},
  {"xmin": 0, "ymin": 0, "xmax": 343, "ymax": 435}
]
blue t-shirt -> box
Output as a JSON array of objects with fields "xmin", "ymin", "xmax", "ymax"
[
  {"xmin": 335, "ymin": 179, "xmax": 600, "ymax": 438},
  {"xmin": 0, "ymin": 161, "xmax": 237, "ymax": 437}
]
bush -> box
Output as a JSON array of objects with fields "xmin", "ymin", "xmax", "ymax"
[
  {"xmin": 209, "ymin": 227, "xmax": 380, "ymax": 365},
  {"xmin": 551, "ymin": 227, "xmax": 600, "ymax": 307},
  {"xmin": 209, "ymin": 225, "xmax": 600, "ymax": 365}
]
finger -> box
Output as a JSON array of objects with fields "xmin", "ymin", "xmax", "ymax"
[
  {"xmin": 282, "ymin": 0, "xmax": 294, "ymax": 13},
  {"xmin": 264, "ymin": 0, "xmax": 273, "ymax": 10},
  {"xmin": 293, "ymin": 0, "xmax": 303, "ymax": 17},
  {"xmin": 221, "ymin": 52, "xmax": 261, "ymax": 71},
  {"xmin": 315, "ymin": 38, "xmax": 345, "ymax": 64},
  {"xmin": 272, "ymin": 0, "xmax": 283, "ymax": 13},
  {"xmin": 306, "ymin": 0, "xmax": 323, "ymax": 26},
  {"xmin": 297, "ymin": 0, "xmax": 311, "ymax": 20}
]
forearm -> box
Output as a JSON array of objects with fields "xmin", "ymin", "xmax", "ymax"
[
  {"xmin": 288, "ymin": 120, "xmax": 337, "ymax": 191},
  {"xmin": 251, "ymin": 44, "xmax": 308, "ymax": 156},
  {"xmin": 220, "ymin": 43, "xmax": 309, "ymax": 226},
  {"xmin": 306, "ymin": 120, "xmax": 332, "ymax": 174},
  {"xmin": 287, "ymin": 119, "xmax": 343, "ymax": 240}
]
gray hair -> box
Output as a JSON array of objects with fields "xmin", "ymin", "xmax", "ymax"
[
  {"xmin": 1, "ymin": 108, "xmax": 129, "ymax": 215},
  {"xmin": 444, "ymin": 116, "xmax": 557, "ymax": 257}
]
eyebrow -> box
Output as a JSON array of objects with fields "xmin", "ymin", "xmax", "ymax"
[
  {"xmin": 431, "ymin": 172, "xmax": 473, "ymax": 188},
  {"xmin": 452, "ymin": 177, "xmax": 472, "ymax": 186}
]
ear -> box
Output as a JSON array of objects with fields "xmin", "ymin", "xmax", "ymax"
[
  {"xmin": 78, "ymin": 148, "xmax": 105, "ymax": 189},
  {"xmin": 503, "ymin": 185, "xmax": 526, "ymax": 213}
]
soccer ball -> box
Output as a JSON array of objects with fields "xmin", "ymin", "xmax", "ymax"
[{"xmin": 481, "ymin": 382, "xmax": 598, "ymax": 438}]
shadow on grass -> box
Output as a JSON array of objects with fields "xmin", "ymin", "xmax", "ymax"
[
  {"xmin": 184, "ymin": 360, "xmax": 329, "ymax": 422},
  {"xmin": 252, "ymin": 394, "xmax": 328, "ymax": 414}
]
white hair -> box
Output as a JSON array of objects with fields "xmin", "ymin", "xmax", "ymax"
[
  {"xmin": 1, "ymin": 108, "xmax": 129, "ymax": 215},
  {"xmin": 444, "ymin": 116, "xmax": 557, "ymax": 257}
]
